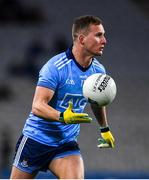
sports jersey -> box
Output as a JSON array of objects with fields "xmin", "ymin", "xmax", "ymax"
[{"xmin": 23, "ymin": 47, "xmax": 106, "ymax": 147}]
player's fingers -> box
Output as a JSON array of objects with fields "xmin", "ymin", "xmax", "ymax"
[
  {"xmin": 97, "ymin": 138, "xmax": 110, "ymax": 148},
  {"xmin": 110, "ymin": 139, "xmax": 114, "ymax": 148},
  {"xmin": 68, "ymin": 101, "xmax": 73, "ymax": 109},
  {"xmin": 71, "ymin": 117, "xmax": 92, "ymax": 123},
  {"xmin": 98, "ymin": 143, "xmax": 110, "ymax": 148},
  {"xmin": 76, "ymin": 117, "xmax": 92, "ymax": 122},
  {"xmin": 73, "ymin": 113, "xmax": 89, "ymax": 117}
]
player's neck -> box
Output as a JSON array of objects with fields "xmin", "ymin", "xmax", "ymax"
[{"xmin": 72, "ymin": 45, "xmax": 92, "ymax": 68}]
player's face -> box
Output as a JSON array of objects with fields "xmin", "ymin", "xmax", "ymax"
[{"xmin": 83, "ymin": 24, "xmax": 106, "ymax": 56}]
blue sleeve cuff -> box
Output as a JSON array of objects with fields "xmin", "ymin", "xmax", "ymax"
[{"xmin": 37, "ymin": 82, "xmax": 56, "ymax": 91}]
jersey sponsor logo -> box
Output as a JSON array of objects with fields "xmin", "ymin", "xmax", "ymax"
[{"xmin": 60, "ymin": 93, "xmax": 87, "ymax": 111}]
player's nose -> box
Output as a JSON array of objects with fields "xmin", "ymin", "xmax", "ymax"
[{"xmin": 102, "ymin": 36, "xmax": 107, "ymax": 44}]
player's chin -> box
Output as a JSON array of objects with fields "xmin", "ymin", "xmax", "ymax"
[{"xmin": 96, "ymin": 51, "xmax": 103, "ymax": 56}]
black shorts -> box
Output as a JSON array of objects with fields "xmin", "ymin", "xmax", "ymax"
[{"xmin": 13, "ymin": 134, "xmax": 81, "ymax": 174}]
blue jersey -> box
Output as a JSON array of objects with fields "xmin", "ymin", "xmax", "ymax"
[{"xmin": 23, "ymin": 48, "xmax": 106, "ymax": 147}]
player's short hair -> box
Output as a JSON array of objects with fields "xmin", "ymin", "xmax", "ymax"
[{"xmin": 72, "ymin": 15, "xmax": 102, "ymax": 41}]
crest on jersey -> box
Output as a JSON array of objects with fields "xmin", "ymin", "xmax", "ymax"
[{"xmin": 21, "ymin": 158, "xmax": 29, "ymax": 167}]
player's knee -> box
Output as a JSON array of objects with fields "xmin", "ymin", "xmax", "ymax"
[
  {"xmin": 57, "ymin": 167, "xmax": 84, "ymax": 179},
  {"xmin": 59, "ymin": 172, "xmax": 84, "ymax": 179},
  {"xmin": 72, "ymin": 172, "xmax": 84, "ymax": 179}
]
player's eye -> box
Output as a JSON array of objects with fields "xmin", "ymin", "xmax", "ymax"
[{"xmin": 95, "ymin": 32, "xmax": 105, "ymax": 38}]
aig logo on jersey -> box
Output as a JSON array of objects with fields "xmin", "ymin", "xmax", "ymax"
[
  {"xmin": 60, "ymin": 93, "xmax": 87, "ymax": 111},
  {"xmin": 66, "ymin": 78, "xmax": 75, "ymax": 85}
]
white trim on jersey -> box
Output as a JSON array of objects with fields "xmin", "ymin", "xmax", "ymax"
[
  {"xmin": 54, "ymin": 55, "xmax": 66, "ymax": 65},
  {"xmin": 57, "ymin": 59, "xmax": 72, "ymax": 70},
  {"xmin": 92, "ymin": 60, "xmax": 105, "ymax": 70},
  {"xmin": 56, "ymin": 58, "xmax": 68, "ymax": 68},
  {"xmin": 13, "ymin": 136, "xmax": 28, "ymax": 167}
]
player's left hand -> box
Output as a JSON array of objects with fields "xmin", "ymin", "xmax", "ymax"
[{"xmin": 98, "ymin": 127, "xmax": 115, "ymax": 148}]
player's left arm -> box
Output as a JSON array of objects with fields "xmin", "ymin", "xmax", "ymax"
[{"xmin": 90, "ymin": 103, "xmax": 115, "ymax": 148}]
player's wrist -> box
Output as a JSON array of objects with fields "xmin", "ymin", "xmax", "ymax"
[
  {"xmin": 100, "ymin": 126, "xmax": 110, "ymax": 132},
  {"xmin": 59, "ymin": 112, "xmax": 64, "ymax": 122}
]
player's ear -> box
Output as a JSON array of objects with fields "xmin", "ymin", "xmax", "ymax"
[{"xmin": 78, "ymin": 34, "xmax": 85, "ymax": 45}]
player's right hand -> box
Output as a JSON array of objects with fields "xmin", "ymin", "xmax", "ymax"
[{"xmin": 59, "ymin": 101, "xmax": 92, "ymax": 124}]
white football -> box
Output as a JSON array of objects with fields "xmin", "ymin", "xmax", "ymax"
[{"xmin": 83, "ymin": 73, "xmax": 117, "ymax": 106}]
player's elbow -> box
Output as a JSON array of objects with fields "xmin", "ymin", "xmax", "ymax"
[{"xmin": 32, "ymin": 103, "xmax": 41, "ymax": 116}]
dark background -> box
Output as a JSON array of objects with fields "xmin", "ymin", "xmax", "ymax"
[{"xmin": 0, "ymin": 0, "xmax": 149, "ymax": 178}]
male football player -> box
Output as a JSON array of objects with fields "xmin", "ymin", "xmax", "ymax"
[{"xmin": 10, "ymin": 15, "xmax": 114, "ymax": 179}]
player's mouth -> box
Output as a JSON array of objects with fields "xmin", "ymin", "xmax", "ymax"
[
  {"xmin": 99, "ymin": 47, "xmax": 104, "ymax": 52},
  {"xmin": 98, "ymin": 46, "xmax": 104, "ymax": 55},
  {"xmin": 100, "ymin": 46, "xmax": 104, "ymax": 51}
]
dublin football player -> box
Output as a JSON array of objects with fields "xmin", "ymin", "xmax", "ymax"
[{"xmin": 10, "ymin": 15, "xmax": 115, "ymax": 179}]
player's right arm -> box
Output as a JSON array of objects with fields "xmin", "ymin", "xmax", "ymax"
[
  {"xmin": 32, "ymin": 86, "xmax": 61, "ymax": 121},
  {"xmin": 32, "ymin": 86, "xmax": 92, "ymax": 124}
]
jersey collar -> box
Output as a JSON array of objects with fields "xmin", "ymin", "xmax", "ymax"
[{"xmin": 65, "ymin": 47, "xmax": 92, "ymax": 72}]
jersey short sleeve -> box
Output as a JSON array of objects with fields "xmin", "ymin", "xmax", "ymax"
[{"xmin": 37, "ymin": 60, "xmax": 59, "ymax": 91}]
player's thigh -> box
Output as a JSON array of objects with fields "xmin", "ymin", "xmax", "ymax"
[
  {"xmin": 10, "ymin": 166, "xmax": 37, "ymax": 179},
  {"xmin": 49, "ymin": 155, "xmax": 84, "ymax": 179}
]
